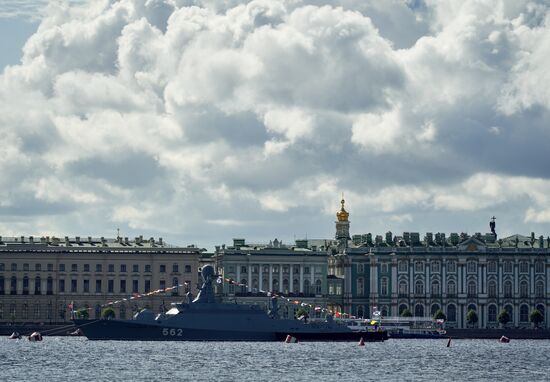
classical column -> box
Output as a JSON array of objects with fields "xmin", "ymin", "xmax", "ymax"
[
  {"xmin": 289, "ymin": 265, "xmax": 293, "ymax": 293},
  {"xmin": 248, "ymin": 264, "xmax": 252, "ymax": 292},
  {"xmin": 279, "ymin": 266, "xmax": 283, "ymax": 293},
  {"xmin": 259, "ymin": 267, "xmax": 263, "ymax": 292},
  {"xmin": 310, "ymin": 265, "xmax": 315, "ymax": 290},
  {"xmin": 269, "ymin": 264, "xmax": 273, "ymax": 291},
  {"xmin": 299, "ymin": 265, "xmax": 304, "ymax": 293},
  {"xmin": 236, "ymin": 264, "xmax": 241, "ymax": 286}
]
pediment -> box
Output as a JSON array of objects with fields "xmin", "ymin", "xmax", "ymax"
[{"xmin": 457, "ymin": 237, "xmax": 486, "ymax": 252}]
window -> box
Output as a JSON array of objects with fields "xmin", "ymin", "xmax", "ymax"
[
  {"xmin": 93, "ymin": 279, "xmax": 101, "ymax": 293},
  {"xmin": 520, "ymin": 305, "xmax": 529, "ymax": 322},
  {"xmin": 133, "ymin": 265, "xmax": 139, "ymax": 273},
  {"xmin": 504, "ymin": 281, "xmax": 512, "ymax": 298},
  {"xmin": 11, "ymin": 263, "xmax": 17, "ymax": 271},
  {"xmin": 108, "ymin": 264, "xmax": 114, "ymax": 273},
  {"xmin": 105, "ymin": 280, "xmax": 113, "ymax": 293},
  {"xmin": 380, "ymin": 278, "xmax": 388, "ymax": 296},
  {"xmin": 504, "ymin": 261, "xmax": 513, "ymax": 274},
  {"xmin": 535, "ymin": 281, "xmax": 544, "ymax": 298},
  {"xmin": 95, "ymin": 264, "xmax": 102, "ymax": 272},
  {"xmin": 71, "ymin": 279, "xmax": 77, "ymax": 293},
  {"xmin": 304, "ymin": 267, "xmax": 310, "ymax": 274},
  {"xmin": 83, "ymin": 264, "xmax": 90, "ymax": 272},
  {"xmin": 315, "ymin": 280, "xmax": 322, "ymax": 294},
  {"xmin": 120, "ymin": 280, "xmax": 126, "ymax": 293},
  {"xmin": 160, "ymin": 280, "xmax": 166, "ymax": 290},
  {"xmin": 59, "ymin": 264, "xmax": 65, "ymax": 272},
  {"xmin": 519, "ymin": 261, "xmax": 529, "ymax": 274},
  {"xmin": 488, "ymin": 261, "xmax": 497, "ymax": 273},
  {"xmin": 23, "ymin": 276, "xmax": 29, "ymax": 294},
  {"xmin": 47, "ymin": 264, "xmax": 53, "ymax": 272},
  {"xmin": 132, "ymin": 280, "xmax": 139, "ymax": 293},
  {"xmin": 0, "ymin": 277, "xmax": 4, "ymax": 295},
  {"xmin": 399, "ymin": 304, "xmax": 408, "ymax": 315},
  {"xmin": 35, "ymin": 264, "xmax": 42, "ymax": 272},
  {"xmin": 447, "ymin": 261, "xmax": 456, "ymax": 273},
  {"xmin": 273, "ymin": 266, "xmax": 279, "ymax": 273},
  {"xmin": 145, "ymin": 280, "xmax": 151, "ymax": 293},
  {"xmin": 399, "ymin": 281, "xmax": 408, "ymax": 296},
  {"xmin": 535, "ymin": 261, "xmax": 544, "ymax": 274},
  {"xmin": 447, "ymin": 280, "xmax": 456, "ymax": 296},
  {"xmin": 447, "ymin": 304, "xmax": 457, "ymax": 322},
  {"xmin": 415, "ymin": 280, "xmax": 424, "ymax": 295},
  {"xmin": 381, "ymin": 263, "xmax": 388, "ymax": 274},
  {"xmin": 59, "ymin": 279, "xmax": 65, "ymax": 293},
  {"xmin": 398, "ymin": 261, "xmax": 408, "ymax": 273},
  {"xmin": 488, "ymin": 305, "xmax": 497, "ymax": 322},
  {"xmin": 23, "ymin": 263, "xmax": 29, "ymax": 271},
  {"xmin": 519, "ymin": 281, "xmax": 528, "ymax": 298},
  {"xmin": 357, "ymin": 263, "xmax": 364, "ymax": 274},
  {"xmin": 304, "ymin": 280, "xmax": 310, "ymax": 295},
  {"xmin": 431, "ymin": 261, "xmax": 440, "ymax": 273},
  {"xmin": 71, "ymin": 264, "xmax": 77, "ymax": 272},
  {"xmin": 120, "ymin": 264, "xmax": 127, "ymax": 273},
  {"xmin": 415, "ymin": 261, "xmax": 424, "ymax": 273},
  {"xmin": 145, "ymin": 265, "xmax": 151, "ymax": 273},
  {"xmin": 467, "ymin": 261, "xmax": 476, "ymax": 274},
  {"xmin": 185, "ymin": 265, "xmax": 191, "ymax": 273},
  {"xmin": 467, "ymin": 281, "xmax": 477, "ymax": 297},
  {"xmin": 34, "ymin": 276, "xmax": 41, "ymax": 294},
  {"xmin": 160, "ymin": 264, "xmax": 166, "ymax": 273},
  {"xmin": 272, "ymin": 279, "xmax": 279, "ymax": 293},
  {"xmin": 414, "ymin": 304, "xmax": 424, "ymax": 317},
  {"xmin": 0, "ymin": 263, "xmax": 3, "ymax": 271},
  {"xmin": 172, "ymin": 264, "xmax": 179, "ymax": 273},
  {"xmin": 488, "ymin": 281, "xmax": 497, "ymax": 298},
  {"xmin": 83, "ymin": 279, "xmax": 89, "ymax": 293},
  {"xmin": 357, "ymin": 278, "xmax": 364, "ymax": 296},
  {"xmin": 431, "ymin": 281, "xmax": 440, "ymax": 296},
  {"xmin": 172, "ymin": 278, "xmax": 179, "ymax": 295}
]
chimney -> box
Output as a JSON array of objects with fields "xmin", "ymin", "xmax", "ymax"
[
  {"xmin": 159, "ymin": 237, "xmax": 163, "ymax": 246},
  {"xmin": 75, "ymin": 236, "xmax": 80, "ymax": 245},
  {"xmin": 29, "ymin": 236, "xmax": 34, "ymax": 244},
  {"xmin": 20, "ymin": 236, "xmax": 25, "ymax": 243},
  {"xmin": 88, "ymin": 236, "xmax": 92, "ymax": 244}
]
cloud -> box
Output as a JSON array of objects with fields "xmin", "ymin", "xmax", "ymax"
[{"xmin": 2, "ymin": 0, "xmax": 550, "ymax": 248}]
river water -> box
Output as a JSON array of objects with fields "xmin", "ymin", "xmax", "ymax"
[{"xmin": 0, "ymin": 337, "xmax": 548, "ymax": 381}]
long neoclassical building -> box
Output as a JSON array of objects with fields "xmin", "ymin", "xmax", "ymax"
[
  {"xmin": 0, "ymin": 235, "xmax": 202, "ymax": 323},
  {"xmin": 328, "ymin": 201, "xmax": 549, "ymax": 329}
]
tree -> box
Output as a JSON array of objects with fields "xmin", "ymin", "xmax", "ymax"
[
  {"xmin": 401, "ymin": 308, "xmax": 413, "ymax": 317},
  {"xmin": 295, "ymin": 307, "xmax": 309, "ymax": 319},
  {"xmin": 75, "ymin": 308, "xmax": 89, "ymax": 319},
  {"xmin": 530, "ymin": 309, "xmax": 544, "ymax": 328},
  {"xmin": 498, "ymin": 309, "xmax": 511, "ymax": 326},
  {"xmin": 101, "ymin": 307, "xmax": 116, "ymax": 320},
  {"xmin": 466, "ymin": 309, "xmax": 478, "ymax": 327},
  {"xmin": 433, "ymin": 309, "xmax": 446, "ymax": 321}
]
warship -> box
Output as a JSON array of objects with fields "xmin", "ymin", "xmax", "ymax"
[{"xmin": 74, "ymin": 265, "xmax": 387, "ymax": 342}]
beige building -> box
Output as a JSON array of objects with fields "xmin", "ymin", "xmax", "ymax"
[{"xmin": 0, "ymin": 235, "xmax": 202, "ymax": 323}]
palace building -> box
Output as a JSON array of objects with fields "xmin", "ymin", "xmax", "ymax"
[{"xmin": 0, "ymin": 235, "xmax": 202, "ymax": 323}]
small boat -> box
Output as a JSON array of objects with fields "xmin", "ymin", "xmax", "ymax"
[
  {"xmin": 28, "ymin": 332, "xmax": 43, "ymax": 342},
  {"xmin": 499, "ymin": 335, "xmax": 510, "ymax": 343},
  {"xmin": 9, "ymin": 332, "xmax": 21, "ymax": 340},
  {"xmin": 340, "ymin": 316, "xmax": 447, "ymax": 339},
  {"xmin": 69, "ymin": 328, "xmax": 83, "ymax": 336}
]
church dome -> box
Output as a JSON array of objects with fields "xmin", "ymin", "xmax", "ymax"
[{"xmin": 336, "ymin": 198, "xmax": 349, "ymax": 222}]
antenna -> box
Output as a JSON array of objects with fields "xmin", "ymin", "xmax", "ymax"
[{"xmin": 117, "ymin": 228, "xmax": 120, "ymax": 239}]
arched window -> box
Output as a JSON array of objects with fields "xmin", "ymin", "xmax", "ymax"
[
  {"xmin": 304, "ymin": 280, "xmax": 310, "ymax": 295},
  {"xmin": 381, "ymin": 306, "xmax": 389, "ymax": 317},
  {"xmin": 315, "ymin": 280, "xmax": 322, "ymax": 295},
  {"xmin": 399, "ymin": 281, "xmax": 408, "ymax": 296},
  {"xmin": 282, "ymin": 279, "xmax": 289, "ymax": 294},
  {"xmin": 467, "ymin": 281, "xmax": 477, "ymax": 297},
  {"xmin": 505, "ymin": 305, "xmax": 513, "ymax": 322},
  {"xmin": 431, "ymin": 281, "xmax": 440, "ymax": 296},
  {"xmin": 447, "ymin": 304, "xmax": 457, "ymax": 322},
  {"xmin": 520, "ymin": 305, "xmax": 529, "ymax": 322},
  {"xmin": 520, "ymin": 281, "xmax": 528, "ymax": 298},
  {"xmin": 399, "ymin": 304, "xmax": 408, "ymax": 315},
  {"xmin": 415, "ymin": 280, "xmax": 424, "ymax": 295},
  {"xmin": 414, "ymin": 304, "xmax": 424, "ymax": 317},
  {"xmin": 357, "ymin": 306, "xmax": 364, "ymax": 318},
  {"xmin": 10, "ymin": 276, "xmax": 17, "ymax": 295},
  {"xmin": 504, "ymin": 281, "xmax": 512, "ymax": 298},
  {"xmin": 467, "ymin": 261, "xmax": 476, "ymax": 273},
  {"xmin": 23, "ymin": 276, "xmax": 29, "ymax": 295},
  {"xmin": 252, "ymin": 279, "xmax": 258, "ymax": 291},
  {"xmin": 35, "ymin": 276, "xmax": 41, "ymax": 295},
  {"xmin": 488, "ymin": 280, "xmax": 497, "ymax": 298},
  {"xmin": 240, "ymin": 279, "xmax": 247, "ymax": 294},
  {"xmin": 447, "ymin": 280, "xmax": 456, "ymax": 296},
  {"xmin": 535, "ymin": 282, "xmax": 544, "ymax": 298},
  {"xmin": 272, "ymin": 279, "xmax": 279, "ymax": 293},
  {"xmin": 488, "ymin": 305, "xmax": 497, "ymax": 322},
  {"xmin": 47, "ymin": 277, "xmax": 53, "ymax": 295},
  {"xmin": 357, "ymin": 278, "xmax": 364, "ymax": 296},
  {"xmin": 467, "ymin": 304, "xmax": 476, "ymax": 312},
  {"xmin": 536, "ymin": 304, "xmax": 545, "ymax": 319},
  {"xmin": 292, "ymin": 279, "xmax": 299, "ymax": 294},
  {"xmin": 431, "ymin": 304, "xmax": 440, "ymax": 316},
  {"xmin": 380, "ymin": 278, "xmax": 388, "ymax": 296}
]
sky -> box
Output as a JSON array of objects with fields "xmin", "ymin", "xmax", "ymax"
[{"xmin": 1, "ymin": 0, "xmax": 550, "ymax": 250}]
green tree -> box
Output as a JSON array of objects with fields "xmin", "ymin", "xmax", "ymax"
[
  {"xmin": 433, "ymin": 309, "xmax": 446, "ymax": 321},
  {"xmin": 498, "ymin": 309, "xmax": 511, "ymax": 326},
  {"xmin": 530, "ymin": 309, "xmax": 544, "ymax": 328},
  {"xmin": 466, "ymin": 309, "xmax": 478, "ymax": 327},
  {"xmin": 401, "ymin": 308, "xmax": 413, "ymax": 317},
  {"xmin": 101, "ymin": 307, "xmax": 116, "ymax": 320},
  {"xmin": 75, "ymin": 308, "xmax": 89, "ymax": 319},
  {"xmin": 295, "ymin": 307, "xmax": 309, "ymax": 319}
]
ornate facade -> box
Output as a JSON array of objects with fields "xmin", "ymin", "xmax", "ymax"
[{"xmin": 0, "ymin": 235, "xmax": 201, "ymax": 323}]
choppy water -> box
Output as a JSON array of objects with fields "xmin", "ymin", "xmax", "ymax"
[{"xmin": 0, "ymin": 337, "xmax": 548, "ymax": 381}]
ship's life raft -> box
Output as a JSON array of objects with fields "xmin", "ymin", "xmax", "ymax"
[{"xmin": 28, "ymin": 332, "xmax": 43, "ymax": 342}]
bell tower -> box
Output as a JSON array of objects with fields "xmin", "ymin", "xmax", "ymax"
[{"xmin": 335, "ymin": 196, "xmax": 350, "ymax": 250}]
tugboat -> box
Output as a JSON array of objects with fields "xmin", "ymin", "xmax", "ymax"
[{"xmin": 74, "ymin": 265, "xmax": 387, "ymax": 342}]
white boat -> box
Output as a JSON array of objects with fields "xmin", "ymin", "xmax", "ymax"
[{"xmin": 338, "ymin": 316, "xmax": 446, "ymax": 339}]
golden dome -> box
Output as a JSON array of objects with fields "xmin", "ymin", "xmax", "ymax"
[{"xmin": 336, "ymin": 198, "xmax": 349, "ymax": 222}]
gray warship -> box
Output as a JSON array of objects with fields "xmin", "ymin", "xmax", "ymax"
[{"xmin": 74, "ymin": 265, "xmax": 387, "ymax": 342}]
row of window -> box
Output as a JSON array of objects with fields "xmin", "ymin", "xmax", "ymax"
[
  {"xmin": 395, "ymin": 260, "xmax": 546, "ymax": 274},
  {"xmin": 227, "ymin": 265, "xmax": 319, "ymax": 275},
  {"xmin": 0, "ymin": 263, "xmax": 193, "ymax": 273},
  {"xmin": 0, "ymin": 276, "xmax": 191, "ymax": 295},
  {"xmin": 227, "ymin": 278, "xmax": 323, "ymax": 295}
]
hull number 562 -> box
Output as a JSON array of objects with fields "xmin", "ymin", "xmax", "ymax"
[{"xmin": 162, "ymin": 328, "xmax": 183, "ymax": 337}]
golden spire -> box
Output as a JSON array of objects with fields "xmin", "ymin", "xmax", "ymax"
[{"xmin": 336, "ymin": 194, "xmax": 349, "ymax": 222}]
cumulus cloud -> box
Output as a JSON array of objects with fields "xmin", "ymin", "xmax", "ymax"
[{"xmin": 1, "ymin": 0, "xmax": 550, "ymax": 247}]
